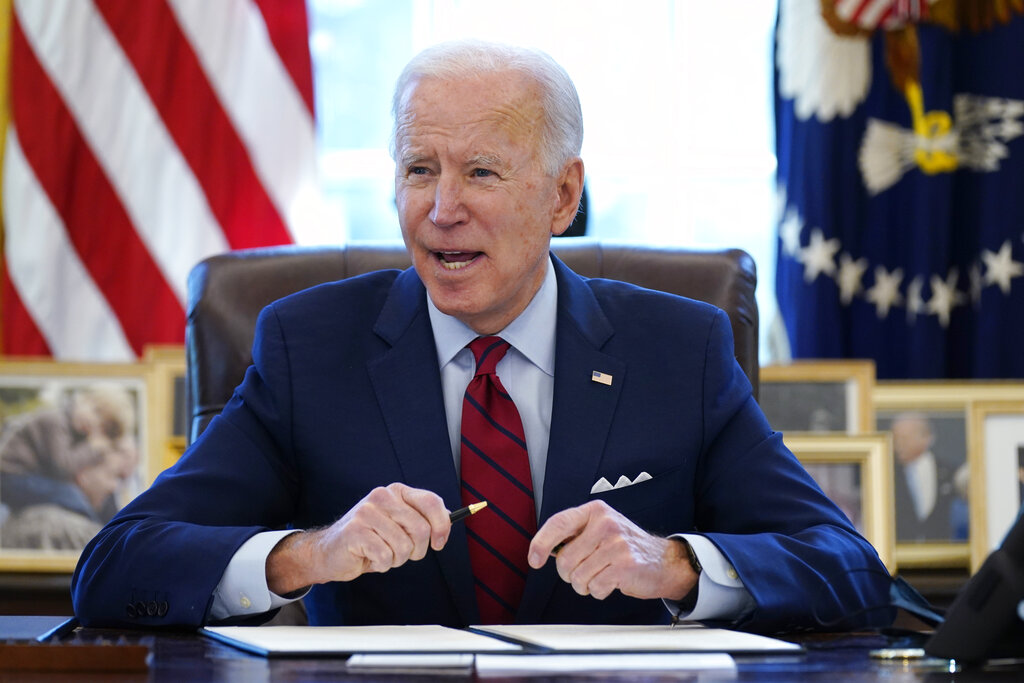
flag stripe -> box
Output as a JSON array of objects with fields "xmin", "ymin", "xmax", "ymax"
[
  {"xmin": 15, "ymin": 0, "xmax": 229, "ymax": 306},
  {"xmin": 3, "ymin": 129, "xmax": 134, "ymax": 360},
  {"xmin": 835, "ymin": 0, "xmax": 897, "ymax": 28},
  {"xmin": 1, "ymin": 268, "xmax": 50, "ymax": 357},
  {"xmin": 0, "ymin": 0, "xmax": 10, "ymax": 221},
  {"xmin": 95, "ymin": 0, "xmax": 293, "ymax": 250},
  {"xmin": 857, "ymin": 0, "xmax": 894, "ymax": 27},
  {"xmin": 8, "ymin": 16, "xmax": 181, "ymax": 357},
  {"xmin": 0, "ymin": 0, "xmax": 11, "ymax": 357},
  {"xmin": 252, "ymin": 0, "xmax": 315, "ymax": 116},
  {"xmin": 168, "ymin": 0, "xmax": 322, "ymax": 244}
]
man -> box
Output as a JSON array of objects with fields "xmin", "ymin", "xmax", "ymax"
[
  {"xmin": 890, "ymin": 412, "xmax": 957, "ymax": 541},
  {"xmin": 72, "ymin": 41, "xmax": 892, "ymax": 632}
]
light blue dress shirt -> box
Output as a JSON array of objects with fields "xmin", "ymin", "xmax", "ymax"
[{"xmin": 210, "ymin": 259, "xmax": 753, "ymax": 622}]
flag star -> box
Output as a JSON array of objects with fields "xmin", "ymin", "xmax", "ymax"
[
  {"xmin": 865, "ymin": 265, "xmax": 904, "ymax": 318},
  {"xmin": 906, "ymin": 275, "xmax": 925, "ymax": 322},
  {"xmin": 778, "ymin": 208, "xmax": 804, "ymax": 257},
  {"xmin": 981, "ymin": 240, "xmax": 1024, "ymax": 294},
  {"xmin": 797, "ymin": 228, "xmax": 841, "ymax": 283},
  {"xmin": 837, "ymin": 253, "xmax": 868, "ymax": 304},
  {"xmin": 926, "ymin": 269, "xmax": 966, "ymax": 328}
]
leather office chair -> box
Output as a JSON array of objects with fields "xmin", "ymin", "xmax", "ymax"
[{"xmin": 185, "ymin": 240, "xmax": 758, "ymax": 445}]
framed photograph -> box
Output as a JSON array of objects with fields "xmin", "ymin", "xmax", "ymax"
[
  {"xmin": 785, "ymin": 434, "xmax": 895, "ymax": 573},
  {"xmin": 875, "ymin": 382, "xmax": 1024, "ymax": 568},
  {"xmin": 143, "ymin": 345, "xmax": 188, "ymax": 471},
  {"xmin": 0, "ymin": 360, "xmax": 156, "ymax": 571},
  {"xmin": 967, "ymin": 400, "xmax": 1024, "ymax": 573},
  {"xmin": 759, "ymin": 360, "xmax": 876, "ymax": 434}
]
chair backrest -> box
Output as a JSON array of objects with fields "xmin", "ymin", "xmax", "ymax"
[{"xmin": 185, "ymin": 239, "xmax": 758, "ymax": 444}]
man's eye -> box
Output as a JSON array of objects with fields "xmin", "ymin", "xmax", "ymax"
[
  {"xmin": 409, "ymin": 166, "xmax": 429, "ymax": 176},
  {"xmin": 472, "ymin": 168, "xmax": 494, "ymax": 178}
]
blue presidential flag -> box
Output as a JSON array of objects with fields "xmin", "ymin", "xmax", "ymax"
[{"xmin": 774, "ymin": 0, "xmax": 1024, "ymax": 379}]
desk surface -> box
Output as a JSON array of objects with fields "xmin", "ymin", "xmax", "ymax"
[{"xmin": 7, "ymin": 624, "xmax": 1024, "ymax": 681}]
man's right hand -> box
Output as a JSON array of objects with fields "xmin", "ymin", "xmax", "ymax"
[{"xmin": 266, "ymin": 483, "xmax": 450, "ymax": 595}]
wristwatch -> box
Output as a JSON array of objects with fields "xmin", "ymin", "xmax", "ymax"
[
  {"xmin": 677, "ymin": 538, "xmax": 702, "ymax": 613},
  {"xmin": 683, "ymin": 538, "xmax": 703, "ymax": 576}
]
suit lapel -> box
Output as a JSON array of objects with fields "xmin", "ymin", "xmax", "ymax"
[
  {"xmin": 367, "ymin": 268, "xmax": 478, "ymax": 624},
  {"xmin": 517, "ymin": 257, "xmax": 625, "ymax": 622}
]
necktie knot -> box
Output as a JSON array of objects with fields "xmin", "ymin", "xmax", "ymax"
[{"xmin": 469, "ymin": 336, "xmax": 509, "ymax": 377}]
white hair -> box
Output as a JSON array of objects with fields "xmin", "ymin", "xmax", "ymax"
[{"xmin": 391, "ymin": 40, "xmax": 584, "ymax": 175}]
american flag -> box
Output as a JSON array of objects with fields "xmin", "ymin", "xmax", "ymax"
[
  {"xmin": 833, "ymin": 0, "xmax": 931, "ymax": 30},
  {"xmin": 0, "ymin": 0, "xmax": 319, "ymax": 361}
]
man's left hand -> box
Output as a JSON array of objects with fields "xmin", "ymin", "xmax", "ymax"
[{"xmin": 527, "ymin": 500, "xmax": 696, "ymax": 601}]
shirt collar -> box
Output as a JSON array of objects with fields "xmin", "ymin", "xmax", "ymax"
[{"xmin": 428, "ymin": 256, "xmax": 558, "ymax": 375}]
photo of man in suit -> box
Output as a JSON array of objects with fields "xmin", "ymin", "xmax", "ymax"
[
  {"xmin": 890, "ymin": 412, "xmax": 960, "ymax": 542},
  {"xmin": 72, "ymin": 40, "xmax": 892, "ymax": 633}
]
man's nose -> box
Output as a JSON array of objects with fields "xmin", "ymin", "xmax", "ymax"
[{"xmin": 429, "ymin": 175, "xmax": 467, "ymax": 227}]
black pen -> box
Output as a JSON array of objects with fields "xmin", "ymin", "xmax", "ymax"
[
  {"xmin": 449, "ymin": 501, "xmax": 487, "ymax": 523},
  {"xmin": 551, "ymin": 533, "xmax": 579, "ymax": 556}
]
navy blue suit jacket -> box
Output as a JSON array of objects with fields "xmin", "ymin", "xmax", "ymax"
[{"xmin": 72, "ymin": 256, "xmax": 892, "ymax": 632}]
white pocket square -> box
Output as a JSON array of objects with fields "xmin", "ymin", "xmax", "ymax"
[{"xmin": 590, "ymin": 471, "xmax": 653, "ymax": 494}]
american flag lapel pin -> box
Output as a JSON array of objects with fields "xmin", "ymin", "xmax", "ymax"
[{"xmin": 591, "ymin": 370, "xmax": 612, "ymax": 386}]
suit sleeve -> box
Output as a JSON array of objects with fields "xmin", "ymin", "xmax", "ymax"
[
  {"xmin": 694, "ymin": 309, "xmax": 893, "ymax": 633},
  {"xmin": 71, "ymin": 304, "xmax": 301, "ymax": 628}
]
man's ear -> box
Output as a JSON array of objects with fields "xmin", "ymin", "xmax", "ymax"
[{"xmin": 550, "ymin": 158, "xmax": 585, "ymax": 237}]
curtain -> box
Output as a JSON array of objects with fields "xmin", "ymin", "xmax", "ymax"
[{"xmin": 775, "ymin": 0, "xmax": 1024, "ymax": 378}]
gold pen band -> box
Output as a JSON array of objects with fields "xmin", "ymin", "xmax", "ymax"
[{"xmin": 449, "ymin": 501, "xmax": 488, "ymax": 524}]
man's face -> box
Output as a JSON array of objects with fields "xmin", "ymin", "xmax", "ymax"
[
  {"xmin": 891, "ymin": 416, "xmax": 933, "ymax": 464},
  {"xmin": 394, "ymin": 72, "xmax": 581, "ymax": 334}
]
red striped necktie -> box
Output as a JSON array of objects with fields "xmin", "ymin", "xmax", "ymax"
[{"xmin": 459, "ymin": 336, "xmax": 536, "ymax": 624}]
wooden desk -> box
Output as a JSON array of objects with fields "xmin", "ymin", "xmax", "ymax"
[{"xmin": 5, "ymin": 624, "xmax": 1024, "ymax": 681}]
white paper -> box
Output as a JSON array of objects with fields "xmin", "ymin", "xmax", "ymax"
[
  {"xmin": 203, "ymin": 624, "xmax": 522, "ymax": 655},
  {"xmin": 472, "ymin": 623, "xmax": 802, "ymax": 654},
  {"xmin": 346, "ymin": 653, "xmax": 474, "ymax": 672},
  {"xmin": 476, "ymin": 652, "xmax": 736, "ymax": 676}
]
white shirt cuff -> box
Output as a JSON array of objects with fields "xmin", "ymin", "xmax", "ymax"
[
  {"xmin": 663, "ymin": 533, "xmax": 755, "ymax": 623},
  {"xmin": 210, "ymin": 529, "xmax": 308, "ymax": 620}
]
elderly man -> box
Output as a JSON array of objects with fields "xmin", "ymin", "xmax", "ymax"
[
  {"xmin": 72, "ymin": 41, "xmax": 892, "ymax": 632},
  {"xmin": 891, "ymin": 412, "xmax": 958, "ymax": 542}
]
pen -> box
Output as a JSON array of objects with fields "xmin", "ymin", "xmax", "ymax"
[
  {"xmin": 551, "ymin": 533, "xmax": 579, "ymax": 556},
  {"xmin": 449, "ymin": 501, "xmax": 487, "ymax": 524}
]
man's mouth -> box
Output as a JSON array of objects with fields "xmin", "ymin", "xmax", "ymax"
[{"xmin": 436, "ymin": 251, "xmax": 482, "ymax": 270}]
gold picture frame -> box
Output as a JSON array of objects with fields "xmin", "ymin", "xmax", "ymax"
[
  {"xmin": 760, "ymin": 360, "xmax": 876, "ymax": 433},
  {"xmin": 875, "ymin": 381, "xmax": 1024, "ymax": 569},
  {"xmin": 785, "ymin": 434, "xmax": 895, "ymax": 574},
  {"xmin": 143, "ymin": 345, "xmax": 187, "ymax": 472},
  {"xmin": 967, "ymin": 400, "xmax": 1024, "ymax": 573},
  {"xmin": 0, "ymin": 360, "xmax": 157, "ymax": 572}
]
